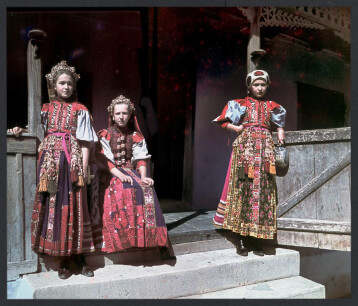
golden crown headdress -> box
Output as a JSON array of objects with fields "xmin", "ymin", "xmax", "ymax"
[
  {"xmin": 45, "ymin": 60, "xmax": 80, "ymax": 88},
  {"xmin": 107, "ymin": 95, "xmax": 135, "ymax": 115}
]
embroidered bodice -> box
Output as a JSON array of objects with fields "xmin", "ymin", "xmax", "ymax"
[
  {"xmin": 98, "ymin": 126, "xmax": 151, "ymax": 170},
  {"xmin": 41, "ymin": 100, "xmax": 98, "ymax": 142},
  {"xmin": 212, "ymin": 96, "xmax": 286, "ymax": 130}
]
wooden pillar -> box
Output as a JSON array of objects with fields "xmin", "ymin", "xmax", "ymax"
[
  {"xmin": 247, "ymin": 7, "xmax": 263, "ymax": 73},
  {"xmin": 27, "ymin": 29, "xmax": 46, "ymax": 140}
]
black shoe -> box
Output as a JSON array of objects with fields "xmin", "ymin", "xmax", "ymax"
[
  {"xmin": 251, "ymin": 238, "xmax": 265, "ymax": 256},
  {"xmin": 58, "ymin": 267, "xmax": 70, "ymax": 279},
  {"xmin": 58, "ymin": 258, "xmax": 71, "ymax": 279},
  {"xmin": 160, "ymin": 247, "xmax": 176, "ymax": 260},
  {"xmin": 81, "ymin": 264, "xmax": 94, "ymax": 277},
  {"xmin": 253, "ymin": 248, "xmax": 265, "ymax": 256},
  {"xmin": 236, "ymin": 238, "xmax": 248, "ymax": 256}
]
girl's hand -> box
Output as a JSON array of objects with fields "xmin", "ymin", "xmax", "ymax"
[
  {"xmin": 8, "ymin": 126, "xmax": 27, "ymax": 137},
  {"xmin": 236, "ymin": 125, "xmax": 244, "ymax": 134},
  {"xmin": 277, "ymin": 128, "xmax": 285, "ymax": 144},
  {"xmin": 117, "ymin": 173, "xmax": 133, "ymax": 185},
  {"xmin": 141, "ymin": 177, "xmax": 154, "ymax": 186}
]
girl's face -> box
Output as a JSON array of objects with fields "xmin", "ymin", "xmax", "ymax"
[
  {"xmin": 55, "ymin": 73, "xmax": 74, "ymax": 99},
  {"xmin": 250, "ymin": 79, "xmax": 268, "ymax": 99},
  {"xmin": 113, "ymin": 103, "xmax": 131, "ymax": 128}
]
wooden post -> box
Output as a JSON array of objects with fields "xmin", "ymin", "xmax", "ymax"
[
  {"xmin": 247, "ymin": 7, "xmax": 262, "ymax": 73},
  {"xmin": 27, "ymin": 29, "xmax": 46, "ymax": 140}
]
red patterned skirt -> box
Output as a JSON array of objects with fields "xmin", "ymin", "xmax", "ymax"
[
  {"xmin": 31, "ymin": 135, "xmax": 95, "ymax": 256},
  {"xmin": 90, "ymin": 168, "xmax": 169, "ymax": 253},
  {"xmin": 213, "ymin": 127, "xmax": 277, "ymax": 239}
]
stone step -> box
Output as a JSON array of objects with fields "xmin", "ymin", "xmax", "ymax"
[
  {"xmin": 13, "ymin": 248, "xmax": 299, "ymax": 299},
  {"xmin": 38, "ymin": 236, "xmax": 238, "ymax": 272},
  {"xmin": 180, "ymin": 276, "xmax": 326, "ymax": 299},
  {"xmin": 85, "ymin": 236, "xmax": 237, "ymax": 268}
]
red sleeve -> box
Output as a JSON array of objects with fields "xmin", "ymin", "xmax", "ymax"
[
  {"xmin": 97, "ymin": 129, "xmax": 116, "ymax": 171},
  {"xmin": 73, "ymin": 102, "xmax": 89, "ymax": 112},
  {"xmin": 136, "ymin": 160, "xmax": 147, "ymax": 169},
  {"xmin": 267, "ymin": 101, "xmax": 282, "ymax": 111},
  {"xmin": 133, "ymin": 132, "xmax": 144, "ymax": 143},
  {"xmin": 98, "ymin": 128, "xmax": 110, "ymax": 140},
  {"xmin": 214, "ymin": 104, "xmax": 229, "ymax": 128},
  {"xmin": 73, "ymin": 102, "xmax": 95, "ymax": 120},
  {"xmin": 41, "ymin": 103, "xmax": 50, "ymax": 112}
]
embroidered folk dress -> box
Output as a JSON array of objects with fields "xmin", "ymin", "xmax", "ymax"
[
  {"xmin": 91, "ymin": 125, "xmax": 169, "ymax": 253},
  {"xmin": 31, "ymin": 100, "xmax": 98, "ymax": 256},
  {"xmin": 212, "ymin": 96, "xmax": 286, "ymax": 239}
]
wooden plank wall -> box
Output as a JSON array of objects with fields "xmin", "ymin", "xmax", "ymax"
[
  {"xmin": 274, "ymin": 127, "xmax": 351, "ymax": 251},
  {"xmin": 7, "ymin": 135, "xmax": 39, "ymax": 280}
]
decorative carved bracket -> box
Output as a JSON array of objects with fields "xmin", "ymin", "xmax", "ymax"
[
  {"xmin": 239, "ymin": 7, "xmax": 350, "ymax": 44},
  {"xmin": 28, "ymin": 29, "xmax": 47, "ymax": 59}
]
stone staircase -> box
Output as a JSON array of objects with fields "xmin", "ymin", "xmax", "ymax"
[{"xmin": 8, "ymin": 211, "xmax": 325, "ymax": 299}]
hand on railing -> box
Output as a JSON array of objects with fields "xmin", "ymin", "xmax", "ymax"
[
  {"xmin": 277, "ymin": 127, "xmax": 285, "ymax": 144},
  {"xmin": 7, "ymin": 126, "xmax": 28, "ymax": 137}
]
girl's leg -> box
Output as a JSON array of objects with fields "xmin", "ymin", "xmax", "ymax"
[
  {"xmin": 250, "ymin": 236, "xmax": 265, "ymax": 256},
  {"xmin": 160, "ymin": 239, "xmax": 176, "ymax": 260},
  {"xmin": 58, "ymin": 256, "xmax": 71, "ymax": 279},
  {"xmin": 236, "ymin": 234, "xmax": 249, "ymax": 256},
  {"xmin": 78, "ymin": 254, "xmax": 94, "ymax": 277}
]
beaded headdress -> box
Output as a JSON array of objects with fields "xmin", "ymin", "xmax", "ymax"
[
  {"xmin": 45, "ymin": 60, "xmax": 80, "ymax": 101},
  {"xmin": 246, "ymin": 70, "xmax": 271, "ymax": 88},
  {"xmin": 107, "ymin": 95, "xmax": 136, "ymax": 115},
  {"xmin": 107, "ymin": 95, "xmax": 142, "ymax": 133}
]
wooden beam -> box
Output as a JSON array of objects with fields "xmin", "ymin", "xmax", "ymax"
[
  {"xmin": 276, "ymin": 230, "xmax": 350, "ymax": 251},
  {"xmin": 273, "ymin": 127, "xmax": 351, "ymax": 144},
  {"xmin": 247, "ymin": 7, "xmax": 261, "ymax": 73},
  {"xmin": 27, "ymin": 29, "xmax": 46, "ymax": 140},
  {"xmin": 277, "ymin": 218, "xmax": 351, "ymax": 234},
  {"xmin": 7, "ymin": 137, "xmax": 38, "ymax": 155},
  {"xmin": 277, "ymin": 151, "xmax": 351, "ymax": 217},
  {"xmin": 7, "ymin": 260, "xmax": 38, "ymax": 281}
]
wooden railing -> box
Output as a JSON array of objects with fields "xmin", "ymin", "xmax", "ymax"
[
  {"xmin": 274, "ymin": 127, "xmax": 351, "ymax": 251},
  {"xmin": 7, "ymin": 29, "xmax": 46, "ymax": 281}
]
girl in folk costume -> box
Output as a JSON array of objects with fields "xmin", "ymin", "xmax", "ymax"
[
  {"xmin": 212, "ymin": 70, "xmax": 286, "ymax": 256},
  {"xmin": 30, "ymin": 61, "xmax": 98, "ymax": 278},
  {"xmin": 92, "ymin": 95, "xmax": 174, "ymax": 258}
]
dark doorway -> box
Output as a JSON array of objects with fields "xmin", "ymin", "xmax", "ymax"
[{"xmin": 297, "ymin": 82, "xmax": 346, "ymax": 130}]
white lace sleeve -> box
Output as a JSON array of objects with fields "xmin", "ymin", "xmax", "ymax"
[
  {"xmin": 132, "ymin": 138, "xmax": 151, "ymax": 162},
  {"xmin": 76, "ymin": 109, "xmax": 98, "ymax": 142}
]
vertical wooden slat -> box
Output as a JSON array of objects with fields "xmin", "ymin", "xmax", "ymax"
[
  {"xmin": 9, "ymin": 153, "xmax": 25, "ymax": 262},
  {"xmin": 23, "ymin": 155, "xmax": 38, "ymax": 260},
  {"xmin": 17, "ymin": 153, "xmax": 25, "ymax": 262},
  {"xmin": 315, "ymin": 143, "xmax": 351, "ymax": 221},
  {"xmin": 247, "ymin": 7, "xmax": 261, "ymax": 73},
  {"xmin": 277, "ymin": 144, "xmax": 316, "ymax": 219},
  {"xmin": 7, "ymin": 155, "xmax": 15, "ymax": 262},
  {"xmin": 27, "ymin": 30, "xmax": 46, "ymax": 140}
]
